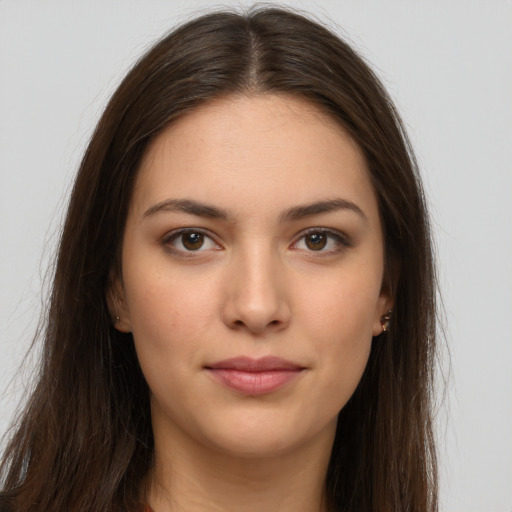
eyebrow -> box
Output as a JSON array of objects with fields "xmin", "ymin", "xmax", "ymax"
[
  {"xmin": 143, "ymin": 199, "xmax": 229, "ymax": 219},
  {"xmin": 143, "ymin": 197, "xmax": 367, "ymax": 223},
  {"xmin": 279, "ymin": 198, "xmax": 368, "ymax": 224}
]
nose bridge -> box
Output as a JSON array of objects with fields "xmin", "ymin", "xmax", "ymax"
[{"xmin": 223, "ymin": 239, "xmax": 290, "ymax": 334}]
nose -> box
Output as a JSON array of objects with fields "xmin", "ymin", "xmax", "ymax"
[{"xmin": 222, "ymin": 246, "xmax": 291, "ymax": 335}]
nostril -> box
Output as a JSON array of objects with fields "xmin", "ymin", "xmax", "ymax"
[{"xmin": 230, "ymin": 318, "xmax": 281, "ymax": 330}]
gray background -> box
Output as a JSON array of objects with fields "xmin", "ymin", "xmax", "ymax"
[{"xmin": 1, "ymin": 1, "xmax": 511, "ymax": 511}]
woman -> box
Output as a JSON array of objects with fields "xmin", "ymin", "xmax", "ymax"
[{"xmin": 0, "ymin": 6, "xmax": 438, "ymax": 512}]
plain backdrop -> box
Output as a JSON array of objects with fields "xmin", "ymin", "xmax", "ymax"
[{"xmin": 1, "ymin": 1, "xmax": 511, "ymax": 511}]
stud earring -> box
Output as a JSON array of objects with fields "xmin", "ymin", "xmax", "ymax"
[{"xmin": 380, "ymin": 310, "xmax": 393, "ymax": 332}]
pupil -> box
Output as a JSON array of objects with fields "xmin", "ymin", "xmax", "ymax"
[
  {"xmin": 306, "ymin": 233, "xmax": 327, "ymax": 251},
  {"xmin": 183, "ymin": 232, "xmax": 204, "ymax": 250}
]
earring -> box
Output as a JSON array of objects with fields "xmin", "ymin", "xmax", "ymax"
[{"xmin": 380, "ymin": 310, "xmax": 393, "ymax": 332}]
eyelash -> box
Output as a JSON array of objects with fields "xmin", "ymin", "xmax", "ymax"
[
  {"xmin": 291, "ymin": 228, "xmax": 350, "ymax": 255},
  {"xmin": 162, "ymin": 228, "xmax": 221, "ymax": 257},
  {"xmin": 161, "ymin": 227, "xmax": 350, "ymax": 257}
]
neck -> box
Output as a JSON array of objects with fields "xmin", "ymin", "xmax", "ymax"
[{"xmin": 146, "ymin": 420, "xmax": 335, "ymax": 512}]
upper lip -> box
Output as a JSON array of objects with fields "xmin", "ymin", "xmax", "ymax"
[{"xmin": 205, "ymin": 356, "xmax": 303, "ymax": 372}]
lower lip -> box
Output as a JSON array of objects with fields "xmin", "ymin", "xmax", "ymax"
[{"xmin": 207, "ymin": 368, "xmax": 302, "ymax": 395}]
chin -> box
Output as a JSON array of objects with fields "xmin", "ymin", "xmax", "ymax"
[
  {"xmin": 196, "ymin": 411, "xmax": 338, "ymax": 460},
  {"xmin": 213, "ymin": 432, "xmax": 296, "ymax": 458}
]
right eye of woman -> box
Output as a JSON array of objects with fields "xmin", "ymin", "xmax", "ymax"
[{"xmin": 163, "ymin": 229, "xmax": 221, "ymax": 255}]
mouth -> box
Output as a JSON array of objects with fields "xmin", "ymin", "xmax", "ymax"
[{"xmin": 204, "ymin": 356, "xmax": 305, "ymax": 396}]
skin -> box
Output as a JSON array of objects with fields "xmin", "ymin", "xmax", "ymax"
[{"xmin": 111, "ymin": 94, "xmax": 392, "ymax": 511}]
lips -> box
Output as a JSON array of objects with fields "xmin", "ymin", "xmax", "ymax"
[{"xmin": 205, "ymin": 356, "xmax": 305, "ymax": 395}]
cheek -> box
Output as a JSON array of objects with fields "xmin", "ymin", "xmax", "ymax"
[
  {"xmin": 296, "ymin": 270, "xmax": 379, "ymax": 401},
  {"xmin": 311, "ymin": 318, "xmax": 373, "ymax": 418},
  {"xmin": 298, "ymin": 266, "xmax": 381, "ymax": 343},
  {"xmin": 126, "ymin": 261, "xmax": 217, "ymax": 330},
  {"xmin": 122, "ymin": 265, "xmax": 221, "ymax": 376}
]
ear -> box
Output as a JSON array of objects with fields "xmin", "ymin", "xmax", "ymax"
[
  {"xmin": 372, "ymin": 262, "xmax": 398, "ymax": 337},
  {"xmin": 372, "ymin": 292, "xmax": 394, "ymax": 337},
  {"xmin": 106, "ymin": 273, "xmax": 132, "ymax": 333}
]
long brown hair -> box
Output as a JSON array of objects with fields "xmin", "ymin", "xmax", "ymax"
[{"xmin": 0, "ymin": 6, "xmax": 438, "ymax": 511}]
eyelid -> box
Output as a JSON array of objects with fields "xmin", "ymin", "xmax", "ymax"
[
  {"xmin": 162, "ymin": 227, "xmax": 223, "ymax": 255},
  {"xmin": 291, "ymin": 227, "xmax": 351, "ymax": 254},
  {"xmin": 160, "ymin": 226, "xmax": 350, "ymax": 257}
]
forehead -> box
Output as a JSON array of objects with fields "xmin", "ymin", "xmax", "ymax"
[{"xmin": 131, "ymin": 93, "xmax": 379, "ymax": 224}]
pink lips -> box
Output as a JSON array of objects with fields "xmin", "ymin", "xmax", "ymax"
[{"xmin": 205, "ymin": 356, "xmax": 304, "ymax": 395}]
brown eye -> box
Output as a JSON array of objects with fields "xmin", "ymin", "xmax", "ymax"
[
  {"xmin": 305, "ymin": 232, "xmax": 327, "ymax": 251},
  {"xmin": 181, "ymin": 232, "xmax": 204, "ymax": 250},
  {"xmin": 165, "ymin": 229, "xmax": 220, "ymax": 254},
  {"xmin": 292, "ymin": 229, "xmax": 348, "ymax": 254}
]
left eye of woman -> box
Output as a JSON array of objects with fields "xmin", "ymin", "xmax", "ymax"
[{"xmin": 292, "ymin": 229, "xmax": 348, "ymax": 253}]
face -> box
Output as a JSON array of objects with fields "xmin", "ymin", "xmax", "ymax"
[{"xmin": 112, "ymin": 94, "xmax": 392, "ymax": 459}]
